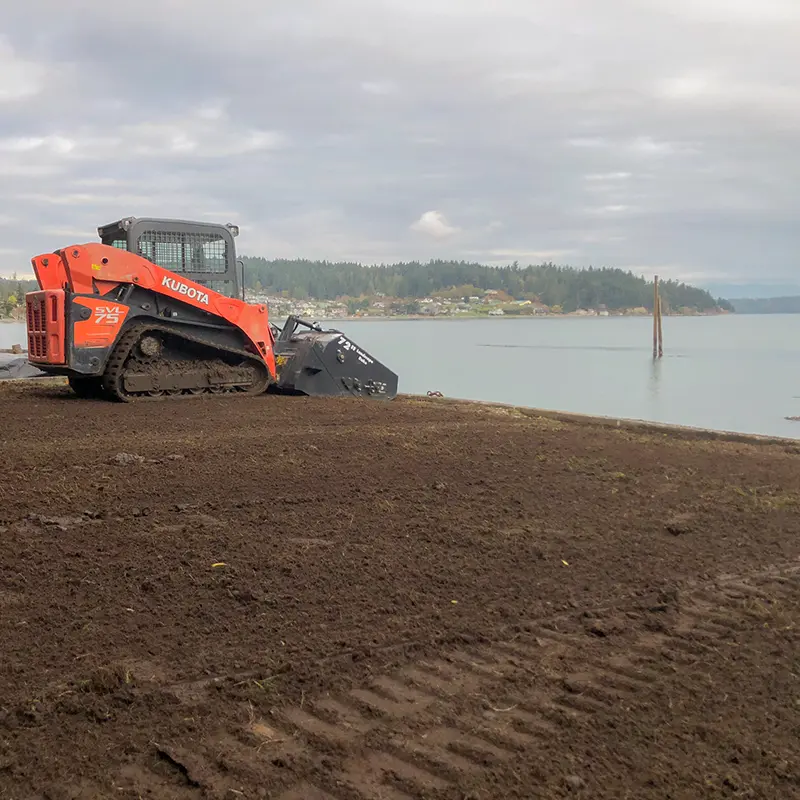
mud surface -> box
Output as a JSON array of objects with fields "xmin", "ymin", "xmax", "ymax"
[{"xmin": 0, "ymin": 381, "xmax": 798, "ymax": 799}]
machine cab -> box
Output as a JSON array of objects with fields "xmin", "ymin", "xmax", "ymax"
[{"xmin": 97, "ymin": 216, "xmax": 243, "ymax": 300}]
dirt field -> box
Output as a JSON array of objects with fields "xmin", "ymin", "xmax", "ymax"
[{"xmin": 0, "ymin": 380, "xmax": 798, "ymax": 800}]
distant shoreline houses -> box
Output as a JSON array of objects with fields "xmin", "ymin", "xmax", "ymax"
[{"xmin": 246, "ymin": 289, "xmax": 727, "ymax": 321}]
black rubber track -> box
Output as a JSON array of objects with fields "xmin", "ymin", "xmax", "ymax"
[{"xmin": 100, "ymin": 322, "xmax": 271, "ymax": 402}]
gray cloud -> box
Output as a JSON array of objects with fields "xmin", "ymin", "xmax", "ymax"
[{"xmin": 1, "ymin": 0, "xmax": 799, "ymax": 288}]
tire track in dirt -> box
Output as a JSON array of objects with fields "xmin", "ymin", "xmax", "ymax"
[{"xmin": 112, "ymin": 560, "xmax": 799, "ymax": 799}]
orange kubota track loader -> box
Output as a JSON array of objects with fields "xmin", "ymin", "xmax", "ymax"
[{"xmin": 24, "ymin": 216, "xmax": 398, "ymax": 402}]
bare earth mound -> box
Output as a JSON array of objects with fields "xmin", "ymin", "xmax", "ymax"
[{"xmin": 0, "ymin": 381, "xmax": 798, "ymax": 799}]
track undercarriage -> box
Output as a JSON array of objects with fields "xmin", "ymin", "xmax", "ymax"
[{"xmin": 71, "ymin": 323, "xmax": 270, "ymax": 402}]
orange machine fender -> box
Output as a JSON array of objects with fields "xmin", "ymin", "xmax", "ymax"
[{"xmin": 55, "ymin": 243, "xmax": 276, "ymax": 377}]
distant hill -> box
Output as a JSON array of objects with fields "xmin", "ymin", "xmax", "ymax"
[
  {"xmin": 703, "ymin": 282, "xmax": 800, "ymax": 300},
  {"xmin": 0, "ymin": 263, "xmax": 737, "ymax": 318},
  {"xmin": 729, "ymin": 296, "xmax": 800, "ymax": 314},
  {"xmin": 241, "ymin": 257, "xmax": 732, "ymax": 313}
]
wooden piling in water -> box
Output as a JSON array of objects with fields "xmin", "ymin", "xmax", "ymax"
[
  {"xmin": 653, "ymin": 276, "xmax": 663, "ymax": 358},
  {"xmin": 657, "ymin": 291, "xmax": 663, "ymax": 358}
]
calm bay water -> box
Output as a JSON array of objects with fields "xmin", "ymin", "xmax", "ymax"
[
  {"xmin": 332, "ymin": 314, "xmax": 800, "ymax": 440},
  {"xmin": 3, "ymin": 314, "xmax": 799, "ymax": 439}
]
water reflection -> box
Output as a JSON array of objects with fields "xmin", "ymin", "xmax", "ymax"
[
  {"xmin": 648, "ymin": 356, "xmax": 663, "ymax": 405},
  {"xmin": 478, "ymin": 343, "xmax": 644, "ymax": 352}
]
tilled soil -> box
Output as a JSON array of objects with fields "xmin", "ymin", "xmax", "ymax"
[{"xmin": 0, "ymin": 381, "xmax": 798, "ymax": 800}]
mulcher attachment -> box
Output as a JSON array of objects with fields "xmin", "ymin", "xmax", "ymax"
[{"xmin": 270, "ymin": 316, "xmax": 398, "ymax": 400}]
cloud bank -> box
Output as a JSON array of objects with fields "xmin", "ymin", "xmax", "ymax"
[{"xmin": 1, "ymin": 0, "xmax": 798, "ymax": 288}]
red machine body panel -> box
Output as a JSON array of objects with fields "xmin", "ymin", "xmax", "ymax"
[
  {"xmin": 27, "ymin": 242, "xmax": 277, "ymax": 380},
  {"xmin": 56, "ymin": 243, "xmax": 276, "ymax": 376}
]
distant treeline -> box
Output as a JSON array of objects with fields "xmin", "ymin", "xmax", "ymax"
[
  {"xmin": 240, "ymin": 258, "xmax": 732, "ymax": 313},
  {"xmin": 0, "ymin": 263, "xmax": 737, "ymax": 317},
  {"xmin": 730, "ymin": 296, "xmax": 800, "ymax": 314},
  {"xmin": 0, "ymin": 277, "xmax": 37, "ymax": 317}
]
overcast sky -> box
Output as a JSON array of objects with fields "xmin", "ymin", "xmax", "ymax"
[{"xmin": 1, "ymin": 0, "xmax": 799, "ymax": 289}]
